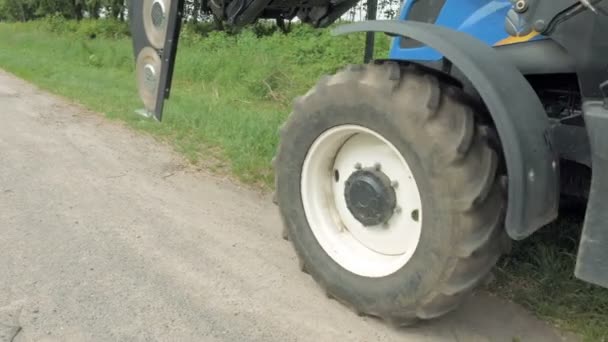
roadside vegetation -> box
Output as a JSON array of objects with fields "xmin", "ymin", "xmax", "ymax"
[
  {"xmin": 0, "ymin": 17, "xmax": 390, "ymax": 186},
  {"xmin": 0, "ymin": 19, "xmax": 606, "ymax": 341}
]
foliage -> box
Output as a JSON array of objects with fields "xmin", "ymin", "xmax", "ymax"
[
  {"xmin": 490, "ymin": 211, "xmax": 608, "ymax": 341},
  {"xmin": 38, "ymin": 13, "xmax": 129, "ymax": 37},
  {"xmin": 0, "ymin": 0, "xmax": 222, "ymax": 22},
  {"xmin": 0, "ymin": 0, "xmax": 119, "ymax": 21},
  {"xmin": 0, "ymin": 0, "xmax": 403, "ymax": 23},
  {"xmin": 0, "ymin": 19, "xmax": 390, "ymax": 185},
  {"xmin": 0, "ymin": 0, "xmax": 38, "ymax": 21}
]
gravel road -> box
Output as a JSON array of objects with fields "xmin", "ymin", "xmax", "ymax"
[{"xmin": 0, "ymin": 70, "xmax": 575, "ymax": 342}]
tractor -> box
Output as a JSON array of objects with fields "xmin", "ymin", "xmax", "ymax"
[{"xmin": 128, "ymin": 0, "xmax": 608, "ymax": 326}]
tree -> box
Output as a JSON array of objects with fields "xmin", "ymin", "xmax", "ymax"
[
  {"xmin": 0, "ymin": 0, "xmax": 37, "ymax": 21},
  {"xmin": 86, "ymin": 0, "xmax": 102, "ymax": 18},
  {"xmin": 102, "ymin": 0, "xmax": 125, "ymax": 20}
]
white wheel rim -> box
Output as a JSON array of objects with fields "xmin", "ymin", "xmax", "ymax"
[{"xmin": 301, "ymin": 125, "xmax": 423, "ymax": 278}]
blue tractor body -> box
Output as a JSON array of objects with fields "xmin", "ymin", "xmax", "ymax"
[{"xmin": 389, "ymin": 0, "xmax": 544, "ymax": 62}]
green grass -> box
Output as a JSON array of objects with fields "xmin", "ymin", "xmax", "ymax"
[
  {"xmin": 1, "ymin": 19, "xmax": 607, "ymax": 341},
  {"xmin": 0, "ymin": 18, "xmax": 390, "ymax": 187},
  {"xmin": 490, "ymin": 210, "xmax": 608, "ymax": 341}
]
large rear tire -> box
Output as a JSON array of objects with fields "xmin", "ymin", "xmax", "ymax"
[{"xmin": 274, "ymin": 62, "xmax": 510, "ymax": 325}]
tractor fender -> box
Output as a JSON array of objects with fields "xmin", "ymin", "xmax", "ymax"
[{"xmin": 333, "ymin": 20, "xmax": 558, "ymax": 240}]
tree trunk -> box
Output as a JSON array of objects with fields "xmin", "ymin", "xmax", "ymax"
[
  {"xmin": 18, "ymin": 0, "xmax": 27, "ymax": 22},
  {"xmin": 110, "ymin": 0, "xmax": 122, "ymax": 19},
  {"xmin": 90, "ymin": 3, "xmax": 100, "ymax": 19},
  {"xmin": 74, "ymin": 1, "xmax": 83, "ymax": 21},
  {"xmin": 213, "ymin": 14, "xmax": 224, "ymax": 31}
]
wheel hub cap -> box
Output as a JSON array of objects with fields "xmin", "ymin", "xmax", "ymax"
[
  {"xmin": 300, "ymin": 125, "xmax": 423, "ymax": 278},
  {"xmin": 344, "ymin": 168, "xmax": 396, "ymax": 227}
]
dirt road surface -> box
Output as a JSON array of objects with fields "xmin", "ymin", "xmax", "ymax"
[{"xmin": 0, "ymin": 70, "xmax": 575, "ymax": 342}]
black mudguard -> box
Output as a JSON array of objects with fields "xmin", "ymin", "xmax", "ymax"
[
  {"xmin": 333, "ymin": 20, "xmax": 559, "ymax": 239},
  {"xmin": 575, "ymin": 101, "xmax": 608, "ymax": 288}
]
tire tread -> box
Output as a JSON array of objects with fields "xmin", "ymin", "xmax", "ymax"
[{"xmin": 273, "ymin": 62, "xmax": 507, "ymax": 325}]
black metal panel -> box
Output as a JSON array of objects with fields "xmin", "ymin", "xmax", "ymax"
[
  {"xmin": 399, "ymin": 0, "xmax": 446, "ymax": 49},
  {"xmin": 550, "ymin": 123, "xmax": 591, "ymax": 166},
  {"xmin": 507, "ymin": 0, "xmax": 608, "ymax": 100},
  {"xmin": 575, "ymin": 101, "xmax": 608, "ymax": 288},
  {"xmin": 505, "ymin": 0, "xmax": 578, "ymax": 36},
  {"xmin": 550, "ymin": 10, "xmax": 608, "ymax": 100},
  {"xmin": 495, "ymin": 39, "xmax": 575, "ymax": 75},
  {"xmin": 154, "ymin": 0, "xmax": 185, "ymax": 121},
  {"xmin": 333, "ymin": 20, "xmax": 559, "ymax": 239},
  {"xmin": 363, "ymin": 0, "xmax": 378, "ymax": 63},
  {"xmin": 231, "ymin": 0, "xmax": 274, "ymax": 26},
  {"xmin": 129, "ymin": 0, "xmax": 184, "ymax": 121}
]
